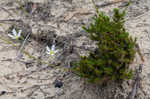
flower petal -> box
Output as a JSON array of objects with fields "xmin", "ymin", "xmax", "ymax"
[
  {"xmin": 54, "ymin": 50, "xmax": 58, "ymax": 53},
  {"xmin": 8, "ymin": 34, "xmax": 16, "ymax": 39},
  {"xmin": 46, "ymin": 46, "xmax": 50, "ymax": 52},
  {"xmin": 46, "ymin": 51, "xmax": 50, "ymax": 55},
  {"xmin": 18, "ymin": 30, "xmax": 22, "ymax": 37},
  {"xmin": 51, "ymin": 45, "xmax": 55, "ymax": 51},
  {"xmin": 12, "ymin": 28, "xmax": 17, "ymax": 36}
]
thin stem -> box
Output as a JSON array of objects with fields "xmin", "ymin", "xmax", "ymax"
[
  {"xmin": 91, "ymin": 0, "xmax": 99, "ymax": 16},
  {"xmin": 16, "ymin": 32, "xmax": 31, "ymax": 59},
  {"xmin": 16, "ymin": 0, "xmax": 30, "ymax": 16}
]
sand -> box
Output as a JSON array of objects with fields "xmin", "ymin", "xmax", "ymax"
[{"xmin": 0, "ymin": 0, "xmax": 150, "ymax": 99}]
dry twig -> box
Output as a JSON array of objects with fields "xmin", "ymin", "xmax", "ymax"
[
  {"xmin": 96, "ymin": 0, "xmax": 127, "ymax": 8},
  {"xmin": 130, "ymin": 64, "xmax": 143, "ymax": 99},
  {"xmin": 129, "ymin": 44, "xmax": 144, "ymax": 99}
]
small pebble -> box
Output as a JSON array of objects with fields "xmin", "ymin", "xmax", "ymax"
[
  {"xmin": 0, "ymin": 91, "xmax": 6, "ymax": 96},
  {"xmin": 54, "ymin": 80, "xmax": 63, "ymax": 88}
]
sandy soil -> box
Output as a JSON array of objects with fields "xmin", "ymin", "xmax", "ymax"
[{"xmin": 0, "ymin": 0, "xmax": 150, "ymax": 99}]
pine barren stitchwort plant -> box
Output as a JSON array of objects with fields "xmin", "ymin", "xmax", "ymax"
[
  {"xmin": 46, "ymin": 45, "xmax": 58, "ymax": 56},
  {"xmin": 1, "ymin": 26, "xmax": 56, "ymax": 67},
  {"xmin": 74, "ymin": 8, "xmax": 137, "ymax": 84},
  {"xmin": 8, "ymin": 28, "xmax": 25, "ymax": 42},
  {"xmin": 8, "ymin": 28, "xmax": 22, "ymax": 40}
]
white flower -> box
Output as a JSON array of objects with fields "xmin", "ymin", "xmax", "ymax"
[
  {"xmin": 8, "ymin": 28, "xmax": 22, "ymax": 40},
  {"xmin": 46, "ymin": 45, "xmax": 58, "ymax": 56}
]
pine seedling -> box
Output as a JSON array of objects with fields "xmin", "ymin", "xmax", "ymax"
[{"xmin": 74, "ymin": 8, "xmax": 136, "ymax": 84}]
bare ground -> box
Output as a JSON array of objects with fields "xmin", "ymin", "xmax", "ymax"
[{"xmin": 0, "ymin": 0, "xmax": 150, "ymax": 99}]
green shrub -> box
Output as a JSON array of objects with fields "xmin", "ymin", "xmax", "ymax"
[{"xmin": 74, "ymin": 8, "xmax": 136, "ymax": 84}]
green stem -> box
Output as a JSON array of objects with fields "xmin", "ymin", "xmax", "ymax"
[{"xmin": 91, "ymin": 0, "xmax": 99, "ymax": 16}]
